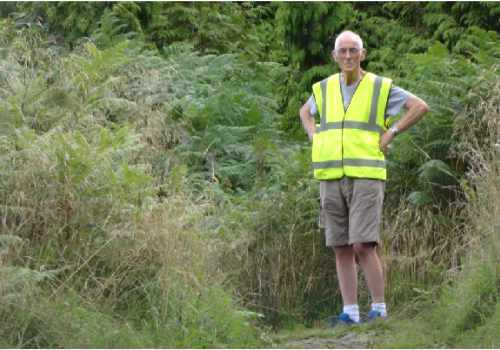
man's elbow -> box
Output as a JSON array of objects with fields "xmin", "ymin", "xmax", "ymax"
[
  {"xmin": 419, "ymin": 99, "xmax": 430, "ymax": 115},
  {"xmin": 299, "ymin": 104, "xmax": 309, "ymax": 119}
]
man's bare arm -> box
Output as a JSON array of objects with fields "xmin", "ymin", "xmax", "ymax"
[
  {"xmin": 379, "ymin": 95, "xmax": 430, "ymax": 152},
  {"xmin": 299, "ymin": 102, "xmax": 316, "ymax": 141}
]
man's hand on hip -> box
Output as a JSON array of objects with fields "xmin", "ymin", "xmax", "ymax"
[
  {"xmin": 379, "ymin": 130, "xmax": 396, "ymax": 153},
  {"xmin": 379, "ymin": 95, "xmax": 430, "ymax": 153}
]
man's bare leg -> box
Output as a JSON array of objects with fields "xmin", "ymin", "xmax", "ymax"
[
  {"xmin": 353, "ymin": 243, "xmax": 384, "ymax": 303},
  {"xmin": 353, "ymin": 242, "xmax": 387, "ymax": 317},
  {"xmin": 334, "ymin": 245, "xmax": 358, "ymax": 304},
  {"xmin": 333, "ymin": 245, "xmax": 360, "ymax": 322}
]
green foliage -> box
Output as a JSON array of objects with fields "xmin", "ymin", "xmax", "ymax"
[
  {"xmin": 0, "ymin": 1, "xmax": 499, "ymax": 344},
  {"xmin": 14, "ymin": 2, "xmax": 111, "ymax": 43},
  {"xmin": 439, "ymin": 262, "xmax": 497, "ymax": 338},
  {"xmin": 458, "ymin": 302, "xmax": 500, "ymax": 348},
  {"xmin": 384, "ymin": 29, "xmax": 498, "ymax": 208},
  {"xmin": 1, "ymin": 125, "xmax": 152, "ymax": 233},
  {"xmin": 406, "ymin": 159, "xmax": 459, "ymax": 206},
  {"xmin": 375, "ymin": 70, "xmax": 500, "ymax": 349},
  {"xmin": 9, "ymin": 2, "xmax": 282, "ymax": 62},
  {"xmin": 275, "ymin": 3, "xmax": 363, "ymax": 138},
  {"xmin": 276, "ymin": 3, "xmax": 361, "ymax": 70},
  {"xmin": 164, "ymin": 51, "xmax": 286, "ymax": 192},
  {"xmin": 376, "ymin": 247, "xmax": 499, "ymax": 348},
  {"xmin": 140, "ymin": 283, "xmax": 262, "ymax": 348},
  {"xmin": 0, "ymin": 22, "xmax": 265, "ymax": 348}
]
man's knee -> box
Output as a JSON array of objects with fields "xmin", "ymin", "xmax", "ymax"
[
  {"xmin": 334, "ymin": 244, "xmax": 355, "ymax": 260},
  {"xmin": 352, "ymin": 242, "xmax": 376, "ymax": 257}
]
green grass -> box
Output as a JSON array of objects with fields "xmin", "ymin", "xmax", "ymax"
[
  {"xmin": 373, "ymin": 253, "xmax": 499, "ymax": 348},
  {"xmin": 0, "ymin": 286, "xmax": 265, "ymax": 348},
  {"xmin": 457, "ymin": 302, "xmax": 500, "ymax": 348}
]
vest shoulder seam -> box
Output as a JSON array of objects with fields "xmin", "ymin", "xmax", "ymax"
[
  {"xmin": 371, "ymin": 73, "xmax": 393, "ymax": 84},
  {"xmin": 313, "ymin": 74, "xmax": 338, "ymax": 87}
]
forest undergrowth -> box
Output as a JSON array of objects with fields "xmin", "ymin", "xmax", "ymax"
[
  {"xmin": 374, "ymin": 75, "xmax": 500, "ymax": 348},
  {"xmin": 0, "ymin": 2, "xmax": 499, "ymax": 348}
]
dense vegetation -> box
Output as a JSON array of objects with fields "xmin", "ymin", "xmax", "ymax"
[{"xmin": 0, "ymin": 2, "xmax": 498, "ymax": 348}]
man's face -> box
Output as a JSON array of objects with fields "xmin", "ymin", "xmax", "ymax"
[{"xmin": 332, "ymin": 36, "xmax": 366, "ymax": 73}]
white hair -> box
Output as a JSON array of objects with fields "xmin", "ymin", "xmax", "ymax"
[{"xmin": 334, "ymin": 31, "xmax": 364, "ymax": 51}]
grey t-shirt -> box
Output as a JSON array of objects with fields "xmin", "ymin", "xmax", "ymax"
[{"xmin": 307, "ymin": 75, "xmax": 414, "ymax": 117}]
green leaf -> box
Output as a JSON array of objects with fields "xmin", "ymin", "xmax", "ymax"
[
  {"xmin": 407, "ymin": 191, "xmax": 433, "ymax": 206},
  {"xmin": 417, "ymin": 159, "xmax": 458, "ymax": 189},
  {"xmin": 427, "ymin": 41, "xmax": 449, "ymax": 58}
]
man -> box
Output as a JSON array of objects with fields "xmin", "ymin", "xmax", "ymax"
[{"xmin": 299, "ymin": 30, "xmax": 429, "ymax": 324}]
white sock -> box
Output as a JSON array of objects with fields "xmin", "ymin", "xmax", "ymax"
[
  {"xmin": 343, "ymin": 304, "xmax": 360, "ymax": 323},
  {"xmin": 371, "ymin": 302, "xmax": 387, "ymax": 317}
]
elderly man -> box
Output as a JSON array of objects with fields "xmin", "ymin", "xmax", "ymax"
[{"xmin": 299, "ymin": 30, "xmax": 429, "ymax": 324}]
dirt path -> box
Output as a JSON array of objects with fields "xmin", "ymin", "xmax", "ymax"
[
  {"xmin": 270, "ymin": 321, "xmax": 388, "ymax": 349},
  {"xmin": 280, "ymin": 331, "xmax": 376, "ymax": 349}
]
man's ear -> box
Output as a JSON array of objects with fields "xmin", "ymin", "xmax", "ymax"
[
  {"xmin": 360, "ymin": 48, "xmax": 367, "ymax": 62},
  {"xmin": 331, "ymin": 49, "xmax": 338, "ymax": 63}
]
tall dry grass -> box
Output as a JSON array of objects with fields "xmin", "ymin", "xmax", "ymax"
[
  {"xmin": 215, "ymin": 172, "xmax": 340, "ymax": 327},
  {"xmin": 381, "ymin": 198, "xmax": 470, "ymax": 308},
  {"xmin": 0, "ymin": 188, "xmax": 261, "ymax": 347}
]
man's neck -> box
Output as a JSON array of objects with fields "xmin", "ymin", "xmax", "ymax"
[{"xmin": 341, "ymin": 69, "xmax": 364, "ymax": 86}]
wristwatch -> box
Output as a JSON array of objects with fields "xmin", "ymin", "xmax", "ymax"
[{"xmin": 389, "ymin": 126, "xmax": 400, "ymax": 136}]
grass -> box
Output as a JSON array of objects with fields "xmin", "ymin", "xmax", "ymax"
[
  {"xmin": 458, "ymin": 302, "xmax": 500, "ymax": 348},
  {"xmin": 372, "ymin": 258, "xmax": 498, "ymax": 348},
  {"xmin": 0, "ymin": 25, "xmax": 267, "ymax": 348}
]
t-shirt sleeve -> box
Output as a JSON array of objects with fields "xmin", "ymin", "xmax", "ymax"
[
  {"xmin": 386, "ymin": 85, "xmax": 415, "ymax": 116},
  {"xmin": 307, "ymin": 95, "xmax": 318, "ymax": 115}
]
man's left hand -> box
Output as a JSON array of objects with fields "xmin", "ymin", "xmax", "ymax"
[{"xmin": 379, "ymin": 130, "xmax": 395, "ymax": 154}]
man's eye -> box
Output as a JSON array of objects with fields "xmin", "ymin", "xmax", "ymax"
[{"xmin": 338, "ymin": 48, "xmax": 359, "ymax": 55}]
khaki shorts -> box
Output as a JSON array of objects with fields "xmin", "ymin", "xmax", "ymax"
[{"xmin": 320, "ymin": 177, "xmax": 385, "ymax": 247}]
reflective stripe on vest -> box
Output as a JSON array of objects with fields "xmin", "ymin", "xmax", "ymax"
[{"xmin": 311, "ymin": 72, "xmax": 392, "ymax": 180}]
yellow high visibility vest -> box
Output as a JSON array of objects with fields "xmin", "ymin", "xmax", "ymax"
[{"xmin": 311, "ymin": 72, "xmax": 392, "ymax": 180}]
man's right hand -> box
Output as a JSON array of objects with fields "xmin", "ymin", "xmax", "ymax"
[{"xmin": 299, "ymin": 103, "xmax": 316, "ymax": 142}]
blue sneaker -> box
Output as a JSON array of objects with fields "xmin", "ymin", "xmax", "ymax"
[
  {"xmin": 367, "ymin": 309, "xmax": 386, "ymax": 321},
  {"xmin": 328, "ymin": 312, "xmax": 359, "ymax": 327}
]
